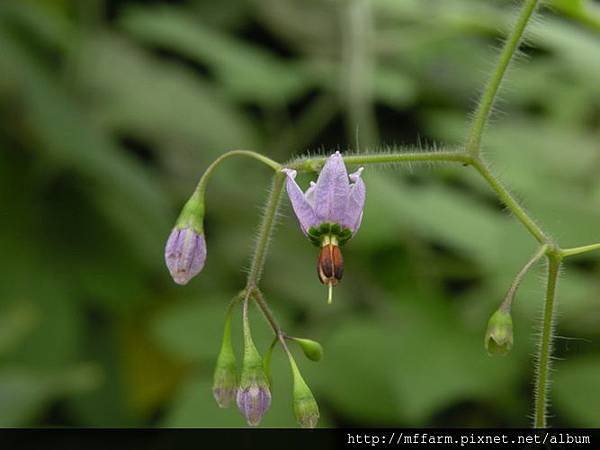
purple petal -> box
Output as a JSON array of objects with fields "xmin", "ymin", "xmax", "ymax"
[
  {"xmin": 236, "ymin": 384, "xmax": 272, "ymax": 426},
  {"xmin": 343, "ymin": 167, "xmax": 366, "ymax": 233},
  {"xmin": 314, "ymin": 151, "xmax": 350, "ymax": 225},
  {"xmin": 282, "ymin": 168, "xmax": 318, "ymax": 235},
  {"xmin": 305, "ymin": 181, "xmax": 317, "ymax": 209},
  {"xmin": 164, "ymin": 227, "xmax": 207, "ymax": 285}
]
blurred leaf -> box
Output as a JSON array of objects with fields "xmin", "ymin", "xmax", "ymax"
[
  {"xmin": 121, "ymin": 6, "xmax": 311, "ymax": 106},
  {"xmin": 314, "ymin": 297, "xmax": 522, "ymax": 425},
  {"xmin": 0, "ymin": 364, "xmax": 101, "ymax": 427},
  {"xmin": 554, "ymin": 355, "xmax": 600, "ymax": 427},
  {"xmin": 119, "ymin": 322, "xmax": 187, "ymax": 416},
  {"xmin": 0, "ymin": 303, "xmax": 40, "ymax": 356}
]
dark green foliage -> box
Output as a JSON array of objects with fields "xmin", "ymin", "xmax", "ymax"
[{"xmin": 0, "ymin": 0, "xmax": 599, "ymax": 428}]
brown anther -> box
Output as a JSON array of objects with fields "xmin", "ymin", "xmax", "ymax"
[{"xmin": 317, "ymin": 243, "xmax": 344, "ymax": 286}]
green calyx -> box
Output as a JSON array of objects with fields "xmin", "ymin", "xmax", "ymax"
[
  {"xmin": 241, "ymin": 309, "xmax": 270, "ymax": 389},
  {"xmin": 175, "ymin": 191, "xmax": 205, "ymax": 233},
  {"xmin": 307, "ymin": 222, "xmax": 352, "ymax": 247}
]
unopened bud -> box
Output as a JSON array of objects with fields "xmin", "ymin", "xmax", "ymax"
[
  {"xmin": 212, "ymin": 309, "xmax": 237, "ymax": 408},
  {"xmin": 484, "ymin": 308, "xmax": 513, "ymax": 356},
  {"xmin": 289, "ymin": 357, "xmax": 319, "ymax": 428},
  {"xmin": 291, "ymin": 337, "xmax": 323, "ymax": 362},
  {"xmin": 237, "ymin": 324, "xmax": 271, "ymax": 426},
  {"xmin": 236, "ymin": 370, "xmax": 271, "ymax": 426},
  {"xmin": 164, "ymin": 227, "xmax": 206, "ymax": 285}
]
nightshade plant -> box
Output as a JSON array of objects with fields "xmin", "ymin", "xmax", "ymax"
[{"xmin": 164, "ymin": 0, "xmax": 600, "ymax": 428}]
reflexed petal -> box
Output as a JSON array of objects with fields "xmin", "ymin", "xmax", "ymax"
[
  {"xmin": 282, "ymin": 168, "xmax": 318, "ymax": 235},
  {"xmin": 343, "ymin": 167, "xmax": 366, "ymax": 232},
  {"xmin": 305, "ymin": 181, "xmax": 317, "ymax": 208},
  {"xmin": 314, "ymin": 151, "xmax": 350, "ymax": 225}
]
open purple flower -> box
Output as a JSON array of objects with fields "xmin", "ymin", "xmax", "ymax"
[
  {"xmin": 282, "ymin": 151, "xmax": 366, "ymax": 303},
  {"xmin": 164, "ymin": 227, "xmax": 207, "ymax": 285}
]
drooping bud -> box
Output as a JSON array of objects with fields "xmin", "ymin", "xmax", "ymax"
[
  {"xmin": 290, "ymin": 337, "xmax": 323, "ymax": 362},
  {"xmin": 237, "ymin": 305, "xmax": 271, "ymax": 426},
  {"xmin": 288, "ymin": 354, "xmax": 319, "ymax": 428},
  {"xmin": 484, "ymin": 308, "xmax": 514, "ymax": 356},
  {"xmin": 237, "ymin": 358, "xmax": 271, "ymax": 426},
  {"xmin": 212, "ymin": 305, "xmax": 237, "ymax": 408},
  {"xmin": 164, "ymin": 227, "xmax": 207, "ymax": 285},
  {"xmin": 165, "ymin": 192, "xmax": 207, "ymax": 285},
  {"xmin": 317, "ymin": 235, "xmax": 344, "ymax": 304}
]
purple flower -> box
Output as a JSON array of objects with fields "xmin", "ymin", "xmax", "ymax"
[
  {"xmin": 282, "ymin": 151, "xmax": 365, "ymax": 237},
  {"xmin": 283, "ymin": 152, "xmax": 365, "ymax": 302},
  {"xmin": 236, "ymin": 378, "xmax": 272, "ymax": 426},
  {"xmin": 164, "ymin": 227, "xmax": 207, "ymax": 285}
]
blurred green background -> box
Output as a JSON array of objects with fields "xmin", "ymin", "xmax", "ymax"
[{"xmin": 1, "ymin": 0, "xmax": 599, "ymax": 428}]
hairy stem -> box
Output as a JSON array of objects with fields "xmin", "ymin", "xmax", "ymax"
[
  {"xmin": 534, "ymin": 254, "xmax": 561, "ymax": 428},
  {"xmin": 471, "ymin": 157, "xmax": 549, "ymax": 245},
  {"xmin": 501, "ymin": 244, "xmax": 548, "ymax": 311},
  {"xmin": 465, "ymin": 0, "xmax": 539, "ymax": 155},
  {"xmin": 195, "ymin": 150, "xmax": 281, "ymax": 200},
  {"xmin": 288, "ymin": 149, "xmax": 471, "ymax": 171},
  {"xmin": 560, "ymin": 243, "xmax": 600, "ymax": 258},
  {"xmin": 246, "ymin": 173, "xmax": 286, "ymax": 286},
  {"xmin": 252, "ymin": 288, "xmax": 283, "ymax": 338}
]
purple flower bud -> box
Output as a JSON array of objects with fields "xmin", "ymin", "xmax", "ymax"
[
  {"xmin": 164, "ymin": 227, "xmax": 207, "ymax": 285},
  {"xmin": 236, "ymin": 377, "xmax": 272, "ymax": 426}
]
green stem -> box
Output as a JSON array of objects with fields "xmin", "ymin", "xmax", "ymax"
[
  {"xmin": 560, "ymin": 243, "xmax": 600, "ymax": 258},
  {"xmin": 465, "ymin": 0, "xmax": 539, "ymax": 155},
  {"xmin": 246, "ymin": 173, "xmax": 286, "ymax": 286},
  {"xmin": 501, "ymin": 244, "xmax": 548, "ymax": 311},
  {"xmin": 196, "ymin": 150, "xmax": 281, "ymax": 200},
  {"xmin": 288, "ymin": 150, "xmax": 471, "ymax": 172},
  {"xmin": 471, "ymin": 158, "xmax": 549, "ymax": 245},
  {"xmin": 534, "ymin": 254, "xmax": 561, "ymax": 428},
  {"xmin": 252, "ymin": 288, "xmax": 283, "ymax": 338}
]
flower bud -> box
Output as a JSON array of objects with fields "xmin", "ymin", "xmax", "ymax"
[
  {"xmin": 237, "ymin": 328, "xmax": 271, "ymax": 426},
  {"xmin": 289, "ymin": 358, "xmax": 319, "ymax": 428},
  {"xmin": 164, "ymin": 227, "xmax": 207, "ymax": 285},
  {"xmin": 212, "ymin": 309, "xmax": 237, "ymax": 408},
  {"xmin": 484, "ymin": 308, "xmax": 513, "ymax": 356},
  {"xmin": 291, "ymin": 337, "xmax": 323, "ymax": 362},
  {"xmin": 213, "ymin": 355, "xmax": 237, "ymax": 408},
  {"xmin": 236, "ymin": 370, "xmax": 271, "ymax": 426}
]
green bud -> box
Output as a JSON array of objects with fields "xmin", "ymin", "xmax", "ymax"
[
  {"xmin": 291, "ymin": 337, "xmax": 323, "ymax": 362},
  {"xmin": 484, "ymin": 308, "xmax": 513, "ymax": 356},
  {"xmin": 212, "ymin": 308, "xmax": 237, "ymax": 408},
  {"xmin": 289, "ymin": 355, "xmax": 319, "ymax": 428}
]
